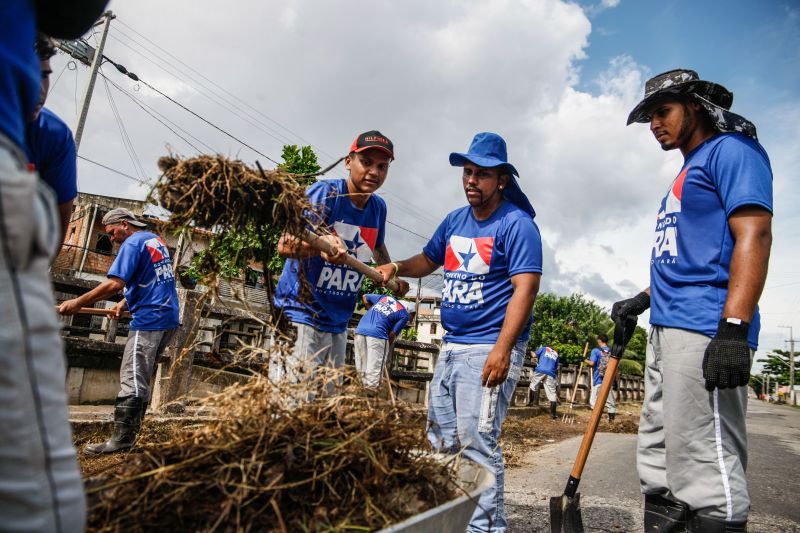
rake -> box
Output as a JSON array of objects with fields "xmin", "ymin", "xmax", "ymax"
[{"xmin": 562, "ymin": 342, "xmax": 589, "ymax": 424}]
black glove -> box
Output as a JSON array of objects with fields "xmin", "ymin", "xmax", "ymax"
[
  {"xmin": 702, "ymin": 319, "xmax": 752, "ymax": 391},
  {"xmin": 611, "ymin": 291, "xmax": 651, "ymax": 322},
  {"xmin": 611, "ymin": 316, "xmax": 637, "ymax": 357}
]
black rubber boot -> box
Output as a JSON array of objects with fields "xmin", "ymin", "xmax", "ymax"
[
  {"xmin": 550, "ymin": 401, "xmax": 558, "ymax": 419},
  {"xmin": 687, "ymin": 514, "xmax": 746, "ymax": 532},
  {"xmin": 85, "ymin": 396, "xmax": 145, "ymax": 454},
  {"xmin": 609, "ymin": 412, "xmax": 616, "ymax": 422},
  {"xmin": 527, "ymin": 388, "xmax": 535, "ymax": 407},
  {"xmin": 644, "ymin": 493, "xmax": 689, "ymax": 532}
]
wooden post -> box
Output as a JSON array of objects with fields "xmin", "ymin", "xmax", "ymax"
[
  {"xmin": 151, "ymin": 289, "xmax": 203, "ymax": 412},
  {"xmin": 104, "ymin": 317, "xmax": 118, "ymax": 343}
]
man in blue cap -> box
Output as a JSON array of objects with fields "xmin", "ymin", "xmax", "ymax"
[
  {"xmin": 377, "ymin": 132, "xmax": 542, "ymax": 532},
  {"xmin": 612, "ymin": 69, "xmax": 772, "ymax": 532}
]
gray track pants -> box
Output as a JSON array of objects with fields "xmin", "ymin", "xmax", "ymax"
[
  {"xmin": 590, "ymin": 380, "xmax": 616, "ymax": 414},
  {"xmin": 268, "ymin": 322, "xmax": 346, "ymax": 398},
  {"xmin": 638, "ymin": 326, "xmax": 751, "ymax": 521},
  {"xmin": 353, "ymin": 334, "xmax": 390, "ymax": 388},
  {"xmin": 119, "ymin": 328, "xmax": 177, "ymax": 400},
  {"xmin": 529, "ymin": 371, "xmax": 558, "ymax": 402},
  {"xmin": 0, "ymin": 137, "xmax": 85, "ymax": 532}
]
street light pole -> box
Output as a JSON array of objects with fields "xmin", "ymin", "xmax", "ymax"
[{"xmin": 779, "ymin": 325, "xmax": 796, "ymax": 406}]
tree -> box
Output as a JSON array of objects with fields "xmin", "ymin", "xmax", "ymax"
[{"xmin": 757, "ymin": 349, "xmax": 798, "ymax": 386}]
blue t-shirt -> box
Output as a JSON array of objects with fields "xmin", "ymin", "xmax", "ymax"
[
  {"xmin": 534, "ymin": 346, "xmax": 559, "ymax": 378},
  {"xmin": 589, "ymin": 346, "xmax": 610, "ymax": 386},
  {"xmin": 107, "ymin": 231, "xmax": 180, "ymax": 331},
  {"xmin": 0, "ymin": 1, "xmax": 39, "ymax": 150},
  {"xmin": 423, "ymin": 201, "xmax": 543, "ymax": 344},
  {"xmin": 355, "ymin": 294, "xmax": 411, "ymax": 340},
  {"xmin": 274, "ymin": 179, "xmax": 387, "ymax": 333},
  {"xmin": 649, "ymin": 133, "xmax": 773, "ymax": 349},
  {"xmin": 26, "ymin": 108, "xmax": 78, "ymax": 204}
]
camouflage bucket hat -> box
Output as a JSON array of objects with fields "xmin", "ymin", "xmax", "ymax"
[{"xmin": 627, "ymin": 69, "xmax": 757, "ymax": 139}]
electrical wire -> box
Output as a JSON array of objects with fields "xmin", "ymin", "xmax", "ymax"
[
  {"xmin": 77, "ymin": 155, "xmax": 153, "ymax": 187},
  {"xmin": 101, "ymin": 73, "xmax": 211, "ymax": 154},
  {"xmin": 114, "ymin": 20, "xmax": 335, "ymax": 163},
  {"xmin": 100, "ymin": 70, "xmax": 148, "ymax": 182}
]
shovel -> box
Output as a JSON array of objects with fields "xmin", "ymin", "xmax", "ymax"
[
  {"xmin": 549, "ymin": 317, "xmax": 636, "ymax": 533},
  {"xmin": 562, "ymin": 343, "xmax": 589, "ymax": 424}
]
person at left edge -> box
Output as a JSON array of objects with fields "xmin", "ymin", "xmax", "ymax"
[
  {"xmin": 272, "ymin": 130, "xmax": 408, "ymax": 396},
  {"xmin": 376, "ymin": 132, "xmax": 542, "ymax": 532},
  {"xmin": 26, "ymin": 33, "xmax": 77, "ymax": 247},
  {"xmin": 59, "ymin": 208, "xmax": 180, "ymax": 454}
]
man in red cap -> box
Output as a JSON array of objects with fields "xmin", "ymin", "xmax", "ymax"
[
  {"xmin": 377, "ymin": 132, "xmax": 542, "ymax": 532},
  {"xmin": 272, "ymin": 131, "xmax": 407, "ymax": 397},
  {"xmin": 613, "ymin": 69, "xmax": 773, "ymax": 532}
]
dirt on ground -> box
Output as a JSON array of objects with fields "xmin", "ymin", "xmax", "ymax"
[
  {"xmin": 501, "ymin": 403, "xmax": 641, "ymax": 468},
  {"xmin": 74, "ymin": 420, "xmax": 189, "ymax": 478}
]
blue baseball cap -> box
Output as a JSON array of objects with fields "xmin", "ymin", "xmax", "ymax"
[{"xmin": 449, "ymin": 132, "xmax": 535, "ymax": 218}]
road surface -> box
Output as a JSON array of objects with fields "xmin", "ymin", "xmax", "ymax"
[{"xmin": 505, "ymin": 400, "xmax": 800, "ymax": 532}]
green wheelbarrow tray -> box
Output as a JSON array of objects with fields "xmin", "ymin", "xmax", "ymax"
[{"xmin": 378, "ymin": 458, "xmax": 495, "ymax": 533}]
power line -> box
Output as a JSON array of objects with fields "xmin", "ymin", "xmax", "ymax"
[
  {"xmin": 114, "ymin": 19, "xmax": 336, "ymax": 163},
  {"xmin": 100, "ymin": 70, "xmax": 148, "ymax": 182},
  {"xmin": 101, "ymin": 72, "xmax": 212, "ymax": 154},
  {"xmin": 77, "ymin": 154, "xmax": 153, "ymax": 187}
]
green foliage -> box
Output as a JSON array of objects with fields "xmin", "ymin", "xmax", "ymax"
[
  {"xmin": 528, "ymin": 293, "xmax": 613, "ymax": 352},
  {"xmin": 185, "ymin": 145, "xmax": 321, "ymax": 284},
  {"xmin": 618, "ymin": 358, "xmax": 643, "ymax": 377},
  {"xmin": 401, "ymin": 328, "xmax": 418, "ymax": 341},
  {"xmin": 548, "ymin": 342, "xmax": 586, "ymax": 365},
  {"xmin": 757, "ymin": 349, "xmax": 798, "ymax": 385}
]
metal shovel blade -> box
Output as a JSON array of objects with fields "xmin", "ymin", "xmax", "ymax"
[{"xmin": 549, "ymin": 493, "xmax": 584, "ymax": 533}]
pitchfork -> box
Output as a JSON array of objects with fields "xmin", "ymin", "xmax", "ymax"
[{"xmin": 562, "ymin": 342, "xmax": 589, "ymax": 424}]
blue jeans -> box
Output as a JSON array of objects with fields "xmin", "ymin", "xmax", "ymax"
[{"xmin": 427, "ymin": 341, "xmax": 525, "ymax": 533}]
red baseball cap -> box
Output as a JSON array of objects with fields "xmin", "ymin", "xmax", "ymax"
[{"xmin": 349, "ymin": 130, "xmax": 394, "ymax": 160}]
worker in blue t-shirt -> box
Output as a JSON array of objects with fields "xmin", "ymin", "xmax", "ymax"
[
  {"xmin": 59, "ymin": 208, "xmax": 180, "ymax": 454},
  {"xmin": 353, "ymin": 294, "xmax": 412, "ymax": 389},
  {"xmin": 584, "ymin": 333, "xmax": 616, "ymax": 421},
  {"xmin": 613, "ymin": 69, "xmax": 773, "ymax": 532},
  {"xmin": 1, "ymin": 2, "xmax": 107, "ymax": 530},
  {"xmin": 26, "ymin": 34, "xmax": 78, "ymax": 246},
  {"xmin": 272, "ymin": 131, "xmax": 408, "ymax": 397},
  {"xmin": 529, "ymin": 345, "xmax": 560, "ymax": 419},
  {"xmin": 376, "ymin": 132, "xmax": 542, "ymax": 532}
]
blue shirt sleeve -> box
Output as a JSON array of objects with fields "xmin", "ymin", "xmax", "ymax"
[
  {"xmin": 710, "ymin": 136, "xmax": 773, "ymax": 217},
  {"xmin": 589, "ymin": 348, "xmax": 601, "ymax": 364},
  {"xmin": 391, "ymin": 310, "xmax": 410, "ymax": 336},
  {"xmin": 305, "ymin": 180, "xmax": 338, "ymax": 226},
  {"xmin": 365, "ymin": 294, "xmax": 381, "ymax": 306},
  {"xmin": 422, "ymin": 216, "xmax": 449, "ymax": 265},
  {"xmin": 504, "ymin": 217, "xmax": 543, "ymax": 276},
  {"xmin": 107, "ymin": 239, "xmax": 139, "ymax": 282},
  {"xmin": 535, "ymin": 347, "xmax": 544, "ymax": 358}
]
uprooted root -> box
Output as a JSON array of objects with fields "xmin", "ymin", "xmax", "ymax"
[{"xmin": 86, "ymin": 376, "xmax": 458, "ymax": 532}]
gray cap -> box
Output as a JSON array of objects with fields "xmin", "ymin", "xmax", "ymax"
[{"xmin": 101, "ymin": 207, "xmax": 147, "ymax": 227}]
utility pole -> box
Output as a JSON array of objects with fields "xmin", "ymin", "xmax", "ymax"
[
  {"xmin": 779, "ymin": 325, "xmax": 796, "ymax": 406},
  {"xmin": 74, "ymin": 10, "xmax": 114, "ymax": 151}
]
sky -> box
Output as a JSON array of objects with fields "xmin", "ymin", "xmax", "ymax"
[{"xmin": 44, "ymin": 0, "xmax": 800, "ymax": 370}]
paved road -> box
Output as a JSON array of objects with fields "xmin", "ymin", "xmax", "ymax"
[{"xmin": 505, "ymin": 401, "xmax": 800, "ymax": 532}]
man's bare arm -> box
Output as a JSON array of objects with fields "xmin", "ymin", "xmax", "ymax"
[
  {"xmin": 372, "ymin": 243, "xmax": 391, "ymax": 265},
  {"xmin": 375, "ymin": 253, "xmax": 439, "ymax": 282},
  {"xmin": 58, "ymin": 276, "xmax": 125, "ymax": 315},
  {"xmin": 723, "ymin": 207, "xmax": 772, "ymax": 321}
]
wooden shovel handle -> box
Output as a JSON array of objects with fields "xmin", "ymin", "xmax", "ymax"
[
  {"xmin": 569, "ymin": 355, "xmax": 619, "ymax": 480},
  {"xmin": 56, "ymin": 306, "xmax": 132, "ymax": 318},
  {"xmin": 300, "ymin": 230, "xmax": 401, "ymax": 293}
]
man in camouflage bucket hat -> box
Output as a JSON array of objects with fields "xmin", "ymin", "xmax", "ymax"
[{"xmin": 612, "ymin": 69, "xmax": 773, "ymax": 532}]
